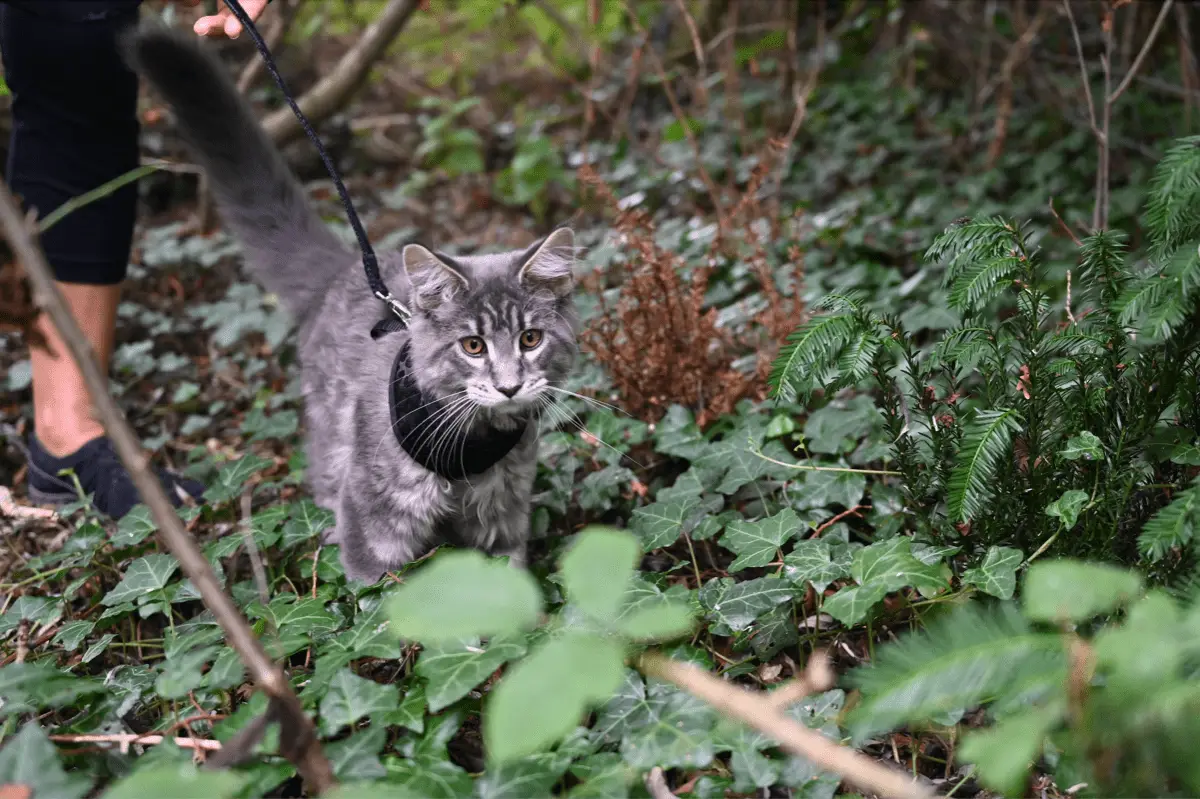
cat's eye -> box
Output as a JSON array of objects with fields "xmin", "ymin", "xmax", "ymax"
[
  {"xmin": 461, "ymin": 336, "xmax": 487, "ymax": 356},
  {"xmin": 519, "ymin": 329, "xmax": 543, "ymax": 350}
]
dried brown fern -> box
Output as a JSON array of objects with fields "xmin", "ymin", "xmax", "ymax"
[{"xmin": 579, "ymin": 144, "xmax": 805, "ymax": 427}]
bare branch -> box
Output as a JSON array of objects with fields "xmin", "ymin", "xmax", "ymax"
[
  {"xmin": 1109, "ymin": 0, "xmax": 1175, "ymax": 105},
  {"xmin": 644, "ymin": 766, "xmax": 678, "ymax": 799},
  {"xmin": 1062, "ymin": 0, "xmax": 1098, "ymax": 133},
  {"xmin": 262, "ymin": 0, "xmax": 420, "ymax": 145},
  {"xmin": 50, "ymin": 734, "xmax": 222, "ymax": 753},
  {"xmin": 638, "ymin": 652, "xmax": 934, "ymax": 799},
  {"xmin": 0, "ymin": 181, "xmax": 335, "ymax": 795}
]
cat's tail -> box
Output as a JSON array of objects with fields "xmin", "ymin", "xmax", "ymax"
[{"xmin": 121, "ymin": 25, "xmax": 352, "ymax": 317}]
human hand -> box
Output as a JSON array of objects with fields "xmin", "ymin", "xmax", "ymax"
[{"xmin": 172, "ymin": 0, "xmax": 271, "ymax": 39}]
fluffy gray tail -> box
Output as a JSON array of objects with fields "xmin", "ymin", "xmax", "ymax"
[{"xmin": 122, "ymin": 26, "xmax": 351, "ymax": 317}]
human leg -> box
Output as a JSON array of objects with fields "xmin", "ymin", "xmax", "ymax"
[{"xmin": 3, "ymin": 0, "xmax": 203, "ymax": 515}]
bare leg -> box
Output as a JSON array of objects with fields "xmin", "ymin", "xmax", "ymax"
[{"xmin": 31, "ymin": 283, "xmax": 120, "ymax": 456}]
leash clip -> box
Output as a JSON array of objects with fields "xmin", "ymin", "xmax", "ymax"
[{"xmin": 376, "ymin": 291, "xmax": 412, "ymax": 327}]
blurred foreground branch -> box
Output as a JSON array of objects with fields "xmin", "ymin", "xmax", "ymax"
[
  {"xmin": 0, "ymin": 180, "xmax": 336, "ymax": 795},
  {"xmin": 637, "ymin": 652, "xmax": 933, "ymax": 799}
]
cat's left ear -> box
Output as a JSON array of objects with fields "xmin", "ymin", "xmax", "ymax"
[{"xmin": 517, "ymin": 227, "xmax": 575, "ymax": 299}]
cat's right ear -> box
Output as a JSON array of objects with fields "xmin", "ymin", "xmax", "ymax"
[{"xmin": 403, "ymin": 244, "xmax": 469, "ymax": 311}]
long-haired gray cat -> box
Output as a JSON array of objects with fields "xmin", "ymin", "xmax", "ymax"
[{"xmin": 123, "ymin": 27, "xmax": 578, "ymax": 583}]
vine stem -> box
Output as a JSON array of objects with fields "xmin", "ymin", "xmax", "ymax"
[
  {"xmin": 0, "ymin": 181, "xmax": 335, "ymax": 794},
  {"xmin": 751, "ymin": 448, "xmax": 901, "ymax": 476},
  {"xmin": 637, "ymin": 652, "xmax": 933, "ymax": 799}
]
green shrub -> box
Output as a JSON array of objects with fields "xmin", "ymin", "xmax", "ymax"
[{"xmin": 769, "ymin": 137, "xmax": 1200, "ymax": 573}]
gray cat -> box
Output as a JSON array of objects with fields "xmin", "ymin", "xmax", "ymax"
[{"xmin": 123, "ymin": 27, "xmax": 578, "ymax": 583}]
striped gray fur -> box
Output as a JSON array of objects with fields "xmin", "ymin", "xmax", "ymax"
[{"xmin": 123, "ymin": 26, "xmax": 578, "ymax": 582}]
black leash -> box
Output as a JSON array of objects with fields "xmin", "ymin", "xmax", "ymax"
[{"xmin": 219, "ymin": 0, "xmax": 411, "ymax": 327}]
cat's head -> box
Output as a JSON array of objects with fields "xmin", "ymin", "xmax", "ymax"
[{"xmin": 401, "ymin": 228, "xmax": 578, "ymax": 419}]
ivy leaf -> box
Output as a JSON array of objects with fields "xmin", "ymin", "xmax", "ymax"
[
  {"xmin": 388, "ymin": 550, "xmax": 542, "ymax": 644},
  {"xmin": 654, "ymin": 406, "xmax": 708, "ymax": 460},
  {"xmin": 0, "ymin": 596, "xmax": 62, "ymax": 636},
  {"xmin": 156, "ymin": 645, "xmax": 220, "ymax": 699},
  {"xmin": 0, "ymin": 663, "xmax": 106, "ymax": 718},
  {"xmin": 111, "ymin": 504, "xmax": 158, "ymax": 548},
  {"xmin": 319, "ymin": 669, "xmax": 400, "ymax": 736},
  {"xmin": 1022, "ymin": 560, "xmax": 1143, "ymax": 623},
  {"xmin": 241, "ymin": 407, "xmax": 299, "ymax": 442},
  {"xmin": 52, "ymin": 621, "xmax": 95, "ymax": 652},
  {"xmin": 797, "ymin": 470, "xmax": 867, "ymax": 511},
  {"xmin": 101, "ymin": 762, "xmax": 246, "ymax": 798},
  {"xmin": 204, "ymin": 454, "xmax": 273, "ymax": 505},
  {"xmin": 282, "ymin": 500, "xmax": 336, "ymax": 549},
  {"xmin": 1044, "ymin": 490, "xmax": 1089, "ymax": 530},
  {"xmin": 476, "ymin": 752, "xmax": 575, "ymax": 799},
  {"xmin": 388, "ymin": 682, "xmax": 427, "ymax": 734},
  {"xmin": 962, "ymin": 546, "xmax": 1023, "ymax": 600},
  {"xmin": 701, "ymin": 577, "xmax": 794, "ymax": 631},
  {"xmin": 102, "ymin": 555, "xmax": 179, "ymax": 606},
  {"xmin": 387, "ymin": 754, "xmax": 472, "ymax": 798},
  {"xmin": 631, "ymin": 497, "xmax": 700, "ymax": 550},
  {"xmin": 327, "ymin": 726, "xmax": 387, "ymax": 781},
  {"xmin": 249, "ymin": 596, "xmax": 339, "ymax": 636},
  {"xmin": 721, "ymin": 509, "xmax": 801, "ymax": 571},
  {"xmin": 958, "ymin": 706, "xmax": 1062, "ymax": 796},
  {"xmin": 486, "ymin": 632, "xmax": 625, "ymax": 764},
  {"xmin": 567, "ymin": 753, "xmax": 633, "ymax": 798},
  {"xmin": 617, "ymin": 680, "xmax": 718, "ymax": 769},
  {"xmin": 822, "ymin": 582, "xmax": 889, "ymax": 626},
  {"xmin": 783, "ymin": 540, "xmax": 854, "ymax": 593},
  {"xmin": 560, "ymin": 527, "xmax": 640, "ymax": 622},
  {"xmin": 1060, "ymin": 431, "xmax": 1103, "ymax": 461},
  {"xmin": 852, "ymin": 538, "xmax": 947, "ymax": 595},
  {"xmin": 0, "ymin": 723, "xmax": 90, "ymax": 799},
  {"xmin": 415, "ymin": 634, "xmax": 528, "ymax": 713}
]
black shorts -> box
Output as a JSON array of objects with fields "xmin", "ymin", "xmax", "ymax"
[{"xmin": 0, "ymin": 1, "xmax": 143, "ymax": 285}]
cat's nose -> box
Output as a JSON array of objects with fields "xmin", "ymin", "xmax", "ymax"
[{"xmin": 497, "ymin": 384, "xmax": 522, "ymax": 398}]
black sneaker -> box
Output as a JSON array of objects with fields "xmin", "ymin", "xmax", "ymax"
[{"xmin": 27, "ymin": 435, "xmax": 205, "ymax": 519}]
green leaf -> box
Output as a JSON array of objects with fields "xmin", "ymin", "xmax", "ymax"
[
  {"xmin": 701, "ymin": 577, "xmax": 794, "ymax": 631},
  {"xmin": 560, "ymin": 527, "xmax": 640, "ymax": 622},
  {"xmin": 250, "ymin": 595, "xmax": 339, "ymax": 636},
  {"xmin": 783, "ymin": 540, "xmax": 854, "ymax": 593},
  {"xmin": 101, "ymin": 762, "xmax": 245, "ymax": 799},
  {"xmin": 631, "ymin": 497, "xmax": 700, "ymax": 550},
  {"xmin": 962, "ymin": 546, "xmax": 1023, "ymax": 600},
  {"xmin": 1045, "ymin": 490, "xmax": 1089, "ymax": 529},
  {"xmin": 415, "ymin": 634, "xmax": 528, "ymax": 712},
  {"xmin": 947, "ymin": 408, "xmax": 1022, "ymax": 522},
  {"xmin": 616, "ymin": 679, "xmax": 717, "ymax": 769},
  {"xmin": 0, "ymin": 663, "xmax": 106, "ymax": 717},
  {"xmin": 476, "ymin": 751, "xmax": 575, "ymax": 799},
  {"xmin": 102, "ymin": 554, "xmax": 179, "ymax": 606},
  {"xmin": 721, "ymin": 509, "xmax": 801, "ymax": 571},
  {"xmin": 0, "ymin": 723, "xmax": 90, "ymax": 799},
  {"xmin": 823, "ymin": 582, "xmax": 890, "ymax": 626},
  {"xmin": 282, "ymin": 499, "xmax": 336, "ymax": 548},
  {"xmin": 156, "ymin": 645, "xmax": 219, "ymax": 699},
  {"xmin": 389, "ymin": 550, "xmax": 542, "ymax": 644},
  {"xmin": 327, "ymin": 726, "xmax": 387, "ymax": 781},
  {"xmin": 653, "ymin": 406, "xmax": 708, "ymax": 460},
  {"xmin": 958, "ymin": 706, "xmax": 1062, "ymax": 796},
  {"xmin": 486, "ymin": 632, "xmax": 625, "ymax": 764},
  {"xmin": 205, "ymin": 454, "xmax": 273, "ymax": 504},
  {"xmin": 319, "ymin": 669, "xmax": 400, "ymax": 736},
  {"xmin": 1060, "ymin": 431, "xmax": 1103, "ymax": 461},
  {"xmin": 852, "ymin": 538, "xmax": 948, "ymax": 595},
  {"xmin": 111, "ymin": 504, "xmax": 158, "ymax": 547},
  {"xmin": 1139, "ymin": 480, "xmax": 1200, "ymax": 561},
  {"xmin": 1022, "ymin": 560, "xmax": 1143, "ymax": 623},
  {"xmin": 1093, "ymin": 591, "xmax": 1184, "ymax": 686},
  {"xmin": 797, "ymin": 469, "xmax": 867, "ymax": 510},
  {"xmin": 52, "ymin": 620, "xmax": 95, "ymax": 651},
  {"xmin": 326, "ymin": 784, "xmax": 422, "ymax": 799},
  {"xmin": 615, "ymin": 601, "xmax": 695, "ymax": 642},
  {"xmin": 847, "ymin": 604, "xmax": 1066, "ymax": 739}
]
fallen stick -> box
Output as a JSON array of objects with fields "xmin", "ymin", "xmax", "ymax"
[
  {"xmin": 49, "ymin": 733, "xmax": 221, "ymax": 753},
  {"xmin": 0, "ymin": 181, "xmax": 335, "ymax": 794},
  {"xmin": 637, "ymin": 652, "xmax": 933, "ymax": 799}
]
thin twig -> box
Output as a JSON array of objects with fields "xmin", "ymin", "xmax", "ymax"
[
  {"xmin": 0, "ymin": 181, "xmax": 335, "ymax": 794},
  {"xmin": 811, "ymin": 505, "xmax": 868, "ymax": 538},
  {"xmin": 751, "ymin": 448, "xmax": 901, "ymax": 476},
  {"xmin": 765, "ymin": 649, "xmax": 834, "ymax": 710},
  {"xmin": 49, "ymin": 733, "xmax": 222, "ymax": 753},
  {"xmin": 240, "ymin": 488, "xmax": 270, "ymax": 606},
  {"xmin": 1049, "ymin": 197, "xmax": 1083, "ymax": 246},
  {"xmin": 1063, "ymin": 0, "xmax": 1098, "ymax": 134},
  {"xmin": 638, "ymin": 653, "xmax": 934, "ymax": 799},
  {"xmin": 622, "ymin": 0, "xmax": 727, "ymax": 230},
  {"xmin": 671, "ymin": 0, "xmax": 708, "ymax": 107},
  {"xmin": 1109, "ymin": 0, "xmax": 1175, "ymax": 105}
]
